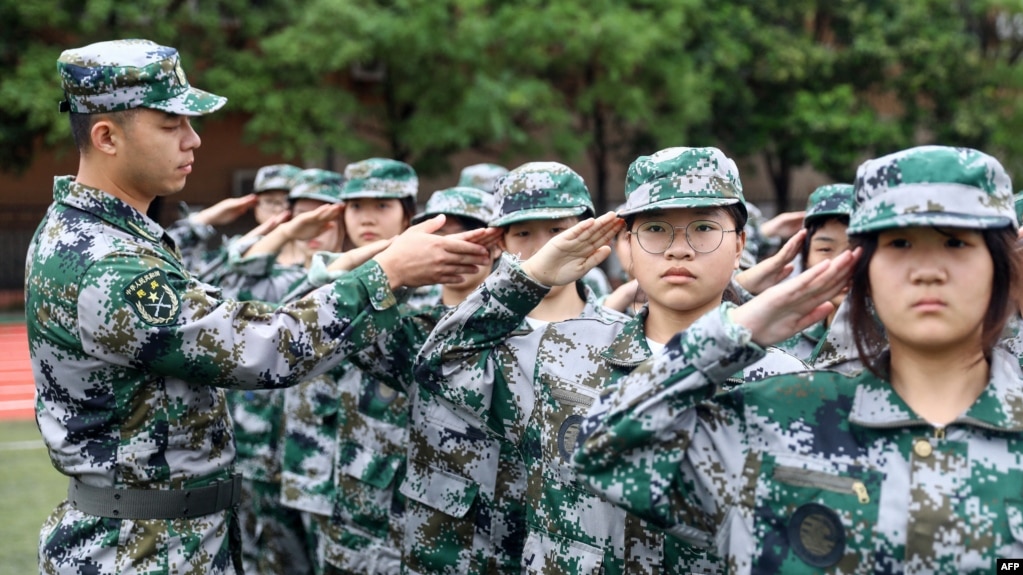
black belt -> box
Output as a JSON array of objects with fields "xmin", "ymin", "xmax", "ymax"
[{"xmin": 67, "ymin": 474, "xmax": 243, "ymax": 520}]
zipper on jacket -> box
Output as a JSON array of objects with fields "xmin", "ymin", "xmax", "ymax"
[{"xmin": 773, "ymin": 465, "xmax": 870, "ymax": 504}]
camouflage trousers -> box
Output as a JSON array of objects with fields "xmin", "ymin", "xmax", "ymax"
[
  {"xmin": 238, "ymin": 478, "xmax": 314, "ymax": 575},
  {"xmin": 314, "ymin": 513, "xmax": 401, "ymax": 575}
]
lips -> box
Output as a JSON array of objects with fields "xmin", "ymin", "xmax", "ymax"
[
  {"xmin": 662, "ymin": 267, "xmax": 696, "ymax": 279},
  {"xmin": 912, "ymin": 297, "xmax": 946, "ymax": 311}
]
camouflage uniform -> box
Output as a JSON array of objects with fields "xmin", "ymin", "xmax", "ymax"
[
  {"xmin": 276, "ymin": 159, "xmax": 420, "ymax": 575},
  {"xmin": 574, "ymin": 146, "xmax": 1023, "ymax": 574},
  {"xmin": 32, "ymin": 39, "xmax": 408, "ymax": 575},
  {"xmin": 415, "ymin": 154, "xmax": 808, "ymax": 574},
  {"xmin": 775, "ymin": 183, "xmax": 855, "ymax": 362},
  {"xmin": 223, "ymin": 168, "xmax": 345, "ymax": 575},
  {"xmin": 457, "ymin": 163, "xmax": 509, "ymax": 194}
]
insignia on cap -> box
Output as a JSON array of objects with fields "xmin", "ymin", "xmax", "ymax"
[
  {"xmin": 124, "ymin": 269, "xmax": 181, "ymax": 326},
  {"xmin": 787, "ymin": 502, "xmax": 846, "ymax": 567}
]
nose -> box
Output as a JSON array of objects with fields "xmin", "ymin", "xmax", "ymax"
[
  {"xmin": 908, "ymin": 250, "xmax": 947, "ymax": 285},
  {"xmin": 183, "ymin": 118, "xmax": 201, "ymax": 150},
  {"xmin": 663, "ymin": 227, "xmax": 695, "ymax": 260}
]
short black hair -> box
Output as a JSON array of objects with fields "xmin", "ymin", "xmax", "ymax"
[{"xmin": 68, "ymin": 109, "xmax": 140, "ymax": 153}]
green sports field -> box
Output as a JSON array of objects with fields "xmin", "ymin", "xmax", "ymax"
[{"xmin": 0, "ymin": 420, "xmax": 66, "ymax": 575}]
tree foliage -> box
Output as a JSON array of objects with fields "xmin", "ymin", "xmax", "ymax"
[{"xmin": 4, "ymin": 0, "xmax": 1023, "ymax": 211}]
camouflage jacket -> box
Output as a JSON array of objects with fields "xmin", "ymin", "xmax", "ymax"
[
  {"xmin": 164, "ymin": 209, "xmax": 223, "ymax": 277},
  {"xmin": 808, "ymin": 299, "xmax": 863, "ymax": 375},
  {"xmin": 775, "ymin": 320, "xmax": 828, "ymax": 363},
  {"xmin": 574, "ymin": 304, "xmax": 1023, "ymax": 574},
  {"xmin": 415, "ymin": 256, "xmax": 807, "ymax": 574},
  {"xmin": 27, "ymin": 177, "xmax": 400, "ymax": 574},
  {"xmin": 413, "ymin": 255, "xmax": 623, "ymax": 574}
]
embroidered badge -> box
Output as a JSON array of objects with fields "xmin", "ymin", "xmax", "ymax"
[
  {"xmin": 787, "ymin": 502, "xmax": 846, "ymax": 567},
  {"xmin": 124, "ymin": 269, "xmax": 181, "ymax": 326}
]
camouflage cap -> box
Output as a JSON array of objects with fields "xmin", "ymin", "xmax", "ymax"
[
  {"xmin": 254, "ymin": 164, "xmax": 302, "ymax": 194},
  {"xmin": 411, "ymin": 186, "xmax": 497, "ymax": 225},
  {"xmin": 803, "ymin": 183, "xmax": 855, "ymax": 226},
  {"xmin": 618, "ymin": 147, "xmax": 746, "ymax": 220},
  {"xmin": 457, "ymin": 163, "xmax": 509, "ymax": 193},
  {"xmin": 340, "ymin": 158, "xmax": 418, "ymax": 201},
  {"xmin": 848, "ymin": 145, "xmax": 1016, "ymax": 234},
  {"xmin": 288, "ymin": 169, "xmax": 345, "ymax": 204},
  {"xmin": 489, "ymin": 162, "xmax": 594, "ymax": 228},
  {"xmin": 57, "ymin": 39, "xmax": 226, "ymax": 115},
  {"xmin": 1015, "ymin": 191, "xmax": 1023, "ymax": 227}
]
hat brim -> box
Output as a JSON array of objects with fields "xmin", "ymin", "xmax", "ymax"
[
  {"xmin": 411, "ymin": 211, "xmax": 488, "ymax": 226},
  {"xmin": 489, "ymin": 206, "xmax": 590, "ymax": 228},
  {"xmin": 146, "ymin": 87, "xmax": 226, "ymax": 116},
  {"xmin": 803, "ymin": 209, "xmax": 851, "ymax": 226},
  {"xmin": 340, "ymin": 190, "xmax": 414, "ymax": 201},
  {"xmin": 617, "ymin": 197, "xmax": 743, "ymax": 218},
  {"xmin": 848, "ymin": 212, "xmax": 1015, "ymax": 235}
]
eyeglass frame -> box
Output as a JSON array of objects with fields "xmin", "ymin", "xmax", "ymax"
[{"xmin": 626, "ymin": 219, "xmax": 740, "ymax": 254}]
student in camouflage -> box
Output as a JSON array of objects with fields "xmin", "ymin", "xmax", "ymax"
[
  {"xmin": 408, "ymin": 162, "xmax": 622, "ymax": 574},
  {"xmin": 416, "ymin": 148, "xmax": 809, "ymax": 574},
  {"xmin": 297, "ymin": 186, "xmax": 500, "ymax": 574},
  {"xmin": 775, "ymin": 183, "xmax": 855, "ymax": 361},
  {"xmin": 275, "ymin": 158, "xmax": 424, "ymax": 574},
  {"xmin": 219, "ymin": 168, "xmax": 347, "ymax": 575},
  {"xmin": 29, "ymin": 39, "xmax": 495, "ymax": 575},
  {"xmin": 575, "ymin": 145, "xmax": 1023, "ymax": 574}
]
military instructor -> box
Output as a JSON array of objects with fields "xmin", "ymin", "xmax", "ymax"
[{"xmin": 26, "ymin": 39, "xmax": 495, "ymax": 574}]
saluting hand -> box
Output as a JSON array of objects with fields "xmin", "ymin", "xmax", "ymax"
[
  {"xmin": 730, "ymin": 247, "xmax": 860, "ymax": 346},
  {"xmin": 374, "ymin": 215, "xmax": 497, "ymax": 288},
  {"xmin": 734, "ymin": 229, "xmax": 806, "ymax": 295},
  {"xmin": 520, "ymin": 212, "xmax": 625, "ymax": 287}
]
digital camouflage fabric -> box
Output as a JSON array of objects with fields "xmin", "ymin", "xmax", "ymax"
[
  {"xmin": 341, "ymin": 158, "xmax": 418, "ymax": 201},
  {"xmin": 489, "ymin": 162, "xmax": 594, "ymax": 227},
  {"xmin": 254, "ymin": 164, "xmax": 302, "ymax": 194},
  {"xmin": 803, "ymin": 183, "xmax": 855, "ymax": 226},
  {"xmin": 618, "ymin": 146, "xmax": 746, "ymax": 222},
  {"xmin": 458, "ymin": 163, "xmax": 509, "ymax": 194},
  {"xmin": 289, "ymin": 168, "xmax": 346, "ymax": 205},
  {"xmin": 411, "ymin": 186, "xmax": 497, "ymax": 226},
  {"xmin": 27, "ymin": 177, "xmax": 406, "ymax": 573},
  {"xmin": 848, "ymin": 145, "xmax": 1016, "ymax": 234},
  {"xmin": 58, "ymin": 39, "xmax": 225, "ymax": 115},
  {"xmin": 574, "ymin": 305, "xmax": 1023, "ymax": 573},
  {"xmin": 415, "ymin": 255, "xmax": 807, "ymax": 574}
]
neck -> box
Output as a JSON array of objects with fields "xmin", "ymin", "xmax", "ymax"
[
  {"xmin": 76, "ymin": 160, "xmax": 151, "ymax": 214},
  {"xmin": 888, "ymin": 338, "xmax": 989, "ymax": 426},
  {"xmin": 528, "ymin": 282, "xmax": 585, "ymax": 323},
  {"xmin": 442, "ymin": 284, "xmax": 474, "ymax": 307},
  {"xmin": 643, "ymin": 297, "xmax": 722, "ymax": 344}
]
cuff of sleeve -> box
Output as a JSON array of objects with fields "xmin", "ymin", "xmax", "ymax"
[
  {"xmin": 674, "ymin": 302, "xmax": 766, "ymax": 383},
  {"xmin": 186, "ymin": 214, "xmax": 217, "ymax": 241},
  {"xmin": 353, "ymin": 260, "xmax": 398, "ymax": 311},
  {"xmin": 488, "ymin": 253, "xmax": 550, "ymax": 317}
]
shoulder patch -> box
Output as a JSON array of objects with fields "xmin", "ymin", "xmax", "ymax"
[{"xmin": 124, "ymin": 269, "xmax": 181, "ymax": 326}]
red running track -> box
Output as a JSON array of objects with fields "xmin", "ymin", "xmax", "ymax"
[{"xmin": 0, "ymin": 323, "xmax": 34, "ymax": 421}]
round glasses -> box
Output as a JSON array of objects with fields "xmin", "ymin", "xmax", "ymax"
[{"xmin": 628, "ymin": 220, "xmax": 738, "ymax": 254}]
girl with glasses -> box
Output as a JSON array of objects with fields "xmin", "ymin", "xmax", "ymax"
[{"xmin": 416, "ymin": 146, "xmax": 812, "ymax": 574}]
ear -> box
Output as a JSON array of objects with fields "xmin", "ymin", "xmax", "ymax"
[
  {"xmin": 619, "ymin": 232, "xmax": 635, "ymax": 278},
  {"xmin": 89, "ymin": 117, "xmax": 122, "ymax": 156},
  {"xmin": 733, "ymin": 230, "xmax": 747, "ymax": 270}
]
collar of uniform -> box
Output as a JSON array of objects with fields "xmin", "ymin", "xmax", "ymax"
[
  {"xmin": 57, "ymin": 177, "xmax": 167, "ymax": 245},
  {"xmin": 848, "ymin": 347, "xmax": 1023, "ymax": 432},
  {"xmin": 600, "ymin": 307, "xmax": 651, "ymax": 366}
]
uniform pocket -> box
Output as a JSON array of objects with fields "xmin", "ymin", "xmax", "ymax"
[
  {"xmin": 399, "ymin": 461, "xmax": 479, "ymax": 518},
  {"xmin": 522, "ymin": 529, "xmax": 604, "ymax": 575},
  {"xmin": 753, "ymin": 457, "xmax": 880, "ymax": 572}
]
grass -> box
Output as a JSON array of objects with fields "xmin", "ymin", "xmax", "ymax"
[{"xmin": 0, "ymin": 420, "xmax": 66, "ymax": 575}]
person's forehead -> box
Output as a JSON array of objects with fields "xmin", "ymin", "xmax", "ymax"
[{"xmin": 636, "ymin": 207, "xmax": 724, "ymax": 221}]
